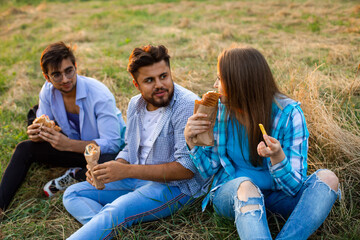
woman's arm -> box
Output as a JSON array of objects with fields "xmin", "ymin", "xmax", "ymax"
[
  {"xmin": 185, "ymin": 112, "xmax": 221, "ymax": 179},
  {"xmin": 258, "ymin": 105, "xmax": 309, "ymax": 196}
]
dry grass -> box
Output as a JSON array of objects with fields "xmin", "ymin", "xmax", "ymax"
[{"xmin": 0, "ymin": 0, "xmax": 360, "ymax": 239}]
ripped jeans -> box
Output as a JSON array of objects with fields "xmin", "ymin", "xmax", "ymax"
[{"xmin": 211, "ymin": 169, "xmax": 340, "ymax": 240}]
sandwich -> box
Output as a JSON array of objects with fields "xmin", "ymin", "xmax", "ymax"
[
  {"xmin": 33, "ymin": 114, "xmax": 61, "ymax": 131},
  {"xmin": 84, "ymin": 143, "xmax": 105, "ymax": 190}
]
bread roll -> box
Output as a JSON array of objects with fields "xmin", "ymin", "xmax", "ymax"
[{"xmin": 33, "ymin": 114, "xmax": 61, "ymax": 131}]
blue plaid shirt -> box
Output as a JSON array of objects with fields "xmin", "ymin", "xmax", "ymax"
[{"xmin": 190, "ymin": 95, "xmax": 309, "ymax": 210}]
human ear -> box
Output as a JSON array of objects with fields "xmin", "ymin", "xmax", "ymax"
[
  {"xmin": 43, "ymin": 72, "xmax": 51, "ymax": 82},
  {"xmin": 133, "ymin": 79, "xmax": 140, "ymax": 90}
]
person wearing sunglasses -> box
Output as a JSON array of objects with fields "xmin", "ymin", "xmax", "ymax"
[{"xmin": 0, "ymin": 41, "xmax": 126, "ymax": 215}]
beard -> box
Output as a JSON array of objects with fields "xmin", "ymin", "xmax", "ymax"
[{"xmin": 144, "ymin": 86, "xmax": 174, "ymax": 108}]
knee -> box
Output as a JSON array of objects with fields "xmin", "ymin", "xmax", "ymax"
[
  {"xmin": 63, "ymin": 184, "xmax": 78, "ymax": 204},
  {"xmin": 15, "ymin": 140, "xmax": 32, "ymax": 153},
  {"xmin": 316, "ymin": 170, "xmax": 339, "ymax": 191},
  {"xmin": 237, "ymin": 180, "xmax": 260, "ymax": 201},
  {"xmin": 237, "ymin": 181, "xmax": 261, "ymax": 213},
  {"xmin": 11, "ymin": 140, "xmax": 33, "ymax": 163}
]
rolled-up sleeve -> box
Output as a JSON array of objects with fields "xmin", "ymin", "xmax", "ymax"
[
  {"xmin": 92, "ymin": 98, "xmax": 123, "ymax": 154},
  {"xmin": 172, "ymin": 100, "xmax": 199, "ymax": 173},
  {"xmin": 269, "ymin": 105, "xmax": 309, "ymax": 196},
  {"xmin": 189, "ymin": 145, "xmax": 221, "ymax": 180}
]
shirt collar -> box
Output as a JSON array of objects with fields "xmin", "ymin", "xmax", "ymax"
[{"xmin": 75, "ymin": 75, "xmax": 87, "ymax": 101}]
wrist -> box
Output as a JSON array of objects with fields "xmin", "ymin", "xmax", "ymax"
[
  {"xmin": 65, "ymin": 138, "xmax": 73, "ymax": 152},
  {"xmin": 271, "ymin": 149, "xmax": 286, "ymax": 165},
  {"xmin": 185, "ymin": 137, "xmax": 195, "ymax": 150},
  {"xmin": 124, "ymin": 163, "xmax": 134, "ymax": 179}
]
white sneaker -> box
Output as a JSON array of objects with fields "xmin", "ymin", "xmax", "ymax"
[{"xmin": 43, "ymin": 168, "xmax": 79, "ymax": 197}]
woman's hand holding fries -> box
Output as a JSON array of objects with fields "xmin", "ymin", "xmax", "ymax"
[
  {"xmin": 257, "ymin": 133, "xmax": 286, "ymax": 165},
  {"xmin": 184, "ymin": 113, "xmax": 212, "ymax": 149}
]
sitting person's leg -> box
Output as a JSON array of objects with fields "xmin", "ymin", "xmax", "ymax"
[
  {"xmin": 0, "ymin": 140, "xmax": 85, "ymax": 210},
  {"xmin": 0, "ymin": 140, "xmax": 36, "ymax": 210},
  {"xmin": 65, "ymin": 180, "xmax": 192, "ymax": 240},
  {"xmin": 63, "ymin": 178, "xmax": 141, "ymax": 224},
  {"xmin": 274, "ymin": 169, "xmax": 339, "ymax": 239},
  {"xmin": 212, "ymin": 177, "xmax": 272, "ymax": 239}
]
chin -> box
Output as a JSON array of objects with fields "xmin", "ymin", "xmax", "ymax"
[{"xmin": 219, "ymin": 96, "xmax": 227, "ymax": 104}]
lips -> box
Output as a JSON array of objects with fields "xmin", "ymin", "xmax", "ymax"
[
  {"xmin": 62, "ymin": 82, "xmax": 72, "ymax": 88},
  {"xmin": 153, "ymin": 89, "xmax": 168, "ymax": 97}
]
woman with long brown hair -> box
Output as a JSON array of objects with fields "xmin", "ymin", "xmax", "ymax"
[{"xmin": 184, "ymin": 47, "xmax": 340, "ymax": 239}]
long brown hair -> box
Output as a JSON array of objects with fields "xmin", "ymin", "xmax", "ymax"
[{"xmin": 218, "ymin": 47, "xmax": 281, "ymax": 166}]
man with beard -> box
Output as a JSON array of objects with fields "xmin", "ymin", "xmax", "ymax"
[
  {"xmin": 63, "ymin": 45, "xmax": 206, "ymax": 239},
  {"xmin": 0, "ymin": 42, "xmax": 126, "ymax": 215}
]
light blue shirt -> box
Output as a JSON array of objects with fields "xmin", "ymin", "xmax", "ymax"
[
  {"xmin": 37, "ymin": 75, "xmax": 126, "ymax": 154},
  {"xmin": 116, "ymin": 83, "xmax": 207, "ymax": 198}
]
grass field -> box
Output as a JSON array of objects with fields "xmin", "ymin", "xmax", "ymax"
[{"xmin": 0, "ymin": 0, "xmax": 360, "ymax": 239}]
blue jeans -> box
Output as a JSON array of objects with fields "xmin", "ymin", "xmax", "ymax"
[
  {"xmin": 63, "ymin": 178, "xmax": 192, "ymax": 240},
  {"xmin": 211, "ymin": 169, "xmax": 340, "ymax": 240}
]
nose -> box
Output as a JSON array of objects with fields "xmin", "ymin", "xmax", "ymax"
[{"xmin": 154, "ymin": 78, "xmax": 164, "ymax": 89}]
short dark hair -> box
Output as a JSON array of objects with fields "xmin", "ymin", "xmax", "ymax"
[
  {"xmin": 40, "ymin": 41, "xmax": 76, "ymax": 74},
  {"xmin": 127, "ymin": 45, "xmax": 170, "ymax": 81}
]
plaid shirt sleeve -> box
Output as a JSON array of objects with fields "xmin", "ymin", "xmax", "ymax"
[
  {"xmin": 268, "ymin": 104, "xmax": 309, "ymax": 196},
  {"xmin": 190, "ymin": 145, "xmax": 221, "ymax": 179},
  {"xmin": 189, "ymin": 104, "xmax": 225, "ymax": 180}
]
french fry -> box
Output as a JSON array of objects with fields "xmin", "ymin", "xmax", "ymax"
[{"xmin": 259, "ymin": 123, "xmax": 267, "ymax": 136}]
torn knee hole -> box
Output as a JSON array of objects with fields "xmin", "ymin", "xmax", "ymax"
[
  {"xmin": 240, "ymin": 204, "xmax": 260, "ymax": 213},
  {"xmin": 237, "ymin": 181, "xmax": 261, "ymax": 201},
  {"xmin": 316, "ymin": 170, "xmax": 339, "ymax": 191}
]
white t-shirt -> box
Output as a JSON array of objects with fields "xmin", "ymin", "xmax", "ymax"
[{"xmin": 139, "ymin": 106, "xmax": 164, "ymax": 164}]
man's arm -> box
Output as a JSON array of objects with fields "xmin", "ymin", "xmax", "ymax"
[{"xmin": 92, "ymin": 160, "xmax": 194, "ymax": 184}]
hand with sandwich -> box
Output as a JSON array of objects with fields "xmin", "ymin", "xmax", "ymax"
[
  {"xmin": 184, "ymin": 91, "xmax": 220, "ymax": 149},
  {"xmin": 31, "ymin": 114, "xmax": 94, "ymax": 153},
  {"xmin": 84, "ymin": 143, "xmax": 130, "ymax": 187},
  {"xmin": 27, "ymin": 114, "xmax": 59, "ymax": 142}
]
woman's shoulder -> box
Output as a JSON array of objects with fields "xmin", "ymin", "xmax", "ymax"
[
  {"xmin": 274, "ymin": 94, "xmax": 297, "ymax": 108},
  {"xmin": 273, "ymin": 94, "xmax": 306, "ymax": 126}
]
